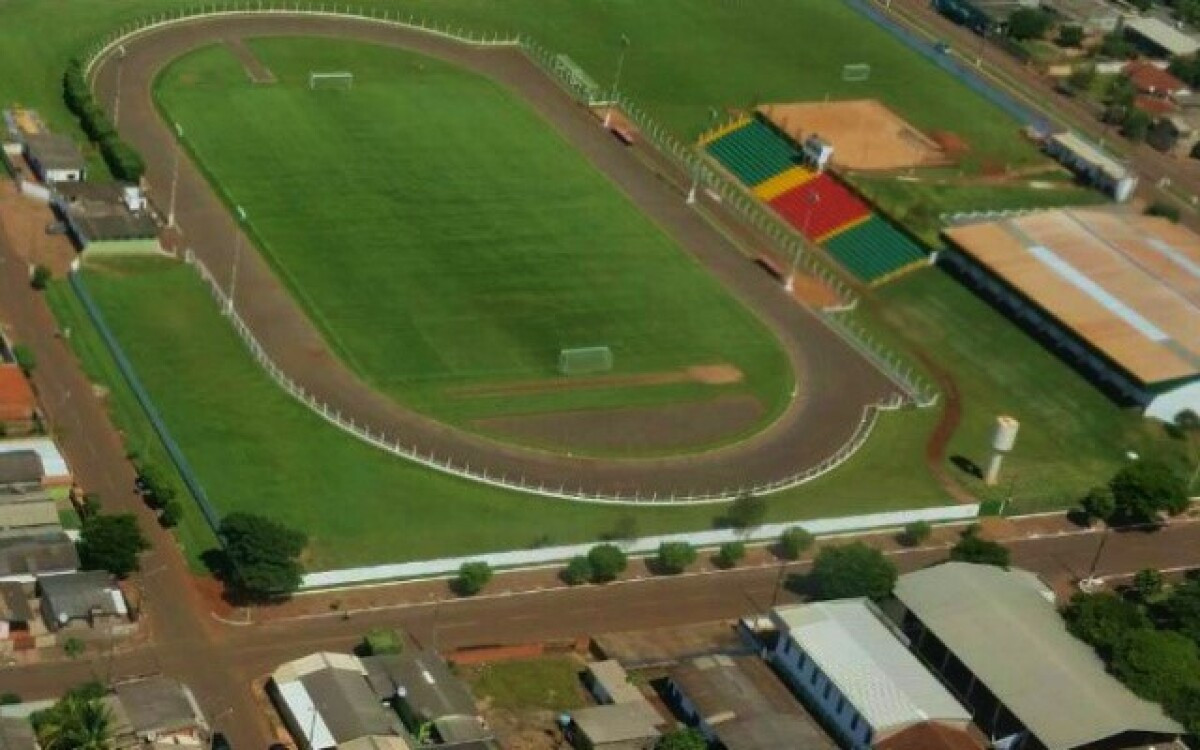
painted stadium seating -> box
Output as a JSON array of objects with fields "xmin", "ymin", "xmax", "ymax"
[
  {"xmin": 704, "ymin": 115, "xmax": 928, "ymax": 286},
  {"xmin": 704, "ymin": 119, "xmax": 802, "ymax": 186},
  {"xmin": 823, "ymin": 216, "xmax": 927, "ymax": 285}
]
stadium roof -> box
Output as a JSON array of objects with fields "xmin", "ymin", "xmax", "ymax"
[
  {"xmin": 1123, "ymin": 15, "xmax": 1200, "ymax": 57},
  {"xmin": 772, "ymin": 599, "xmax": 970, "ymax": 732},
  {"xmin": 943, "ymin": 208, "xmax": 1200, "ymax": 386},
  {"xmin": 895, "ymin": 563, "xmax": 1183, "ymax": 750}
]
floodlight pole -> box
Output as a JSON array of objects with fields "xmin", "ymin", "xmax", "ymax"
[
  {"xmin": 168, "ymin": 123, "xmax": 183, "ymax": 228},
  {"xmin": 604, "ymin": 34, "xmax": 630, "ymax": 128},
  {"xmin": 687, "ymin": 108, "xmax": 719, "ymax": 205},
  {"xmin": 785, "ymin": 191, "xmax": 820, "ymax": 293},
  {"xmin": 228, "ymin": 205, "xmax": 247, "ymax": 315},
  {"xmin": 113, "ymin": 46, "xmax": 127, "ymax": 128}
]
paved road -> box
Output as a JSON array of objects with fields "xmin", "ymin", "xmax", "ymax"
[
  {"xmin": 89, "ymin": 13, "xmax": 897, "ymax": 498},
  {"xmin": 888, "ymin": 0, "xmax": 1200, "ymax": 220}
]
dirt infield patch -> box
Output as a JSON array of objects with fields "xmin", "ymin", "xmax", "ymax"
[
  {"xmin": 450, "ymin": 363, "xmax": 743, "ymax": 399},
  {"xmin": 758, "ymin": 99, "xmax": 954, "ymax": 171},
  {"xmin": 474, "ymin": 394, "xmax": 765, "ymax": 454}
]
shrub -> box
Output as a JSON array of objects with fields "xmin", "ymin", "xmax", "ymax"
[
  {"xmin": 656, "ymin": 542, "xmax": 697, "ymax": 574},
  {"xmin": 950, "ymin": 527, "xmax": 1010, "ymax": 568},
  {"xmin": 715, "ymin": 541, "xmax": 746, "ymax": 569},
  {"xmin": 587, "ymin": 544, "xmax": 627, "ymax": 583},
  {"xmin": 780, "ymin": 526, "xmax": 814, "ymax": 560},
  {"xmin": 12, "ymin": 344, "xmax": 35, "ymax": 376},
  {"xmin": 455, "ymin": 561, "xmax": 493, "ymax": 596},
  {"xmin": 158, "ymin": 499, "xmax": 183, "ymax": 528},
  {"xmin": 30, "ymin": 264, "xmax": 51, "ymax": 290},
  {"xmin": 562, "ymin": 555, "xmax": 593, "ymax": 586},
  {"xmin": 362, "ymin": 627, "xmax": 403, "ymax": 655},
  {"xmin": 0, "ymin": 693, "xmax": 19, "ymax": 706},
  {"xmin": 1146, "ymin": 201, "xmax": 1181, "ymax": 223},
  {"xmin": 900, "ymin": 520, "xmax": 933, "ymax": 547}
]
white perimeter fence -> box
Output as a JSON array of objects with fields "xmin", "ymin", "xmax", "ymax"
[
  {"xmin": 82, "ymin": 5, "xmax": 938, "ymax": 504},
  {"xmin": 303, "ymin": 502, "xmax": 980, "ymax": 589}
]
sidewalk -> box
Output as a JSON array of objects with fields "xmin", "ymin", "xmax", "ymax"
[{"xmin": 216, "ymin": 508, "xmax": 1138, "ymax": 625}]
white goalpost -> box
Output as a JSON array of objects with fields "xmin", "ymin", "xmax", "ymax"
[{"xmin": 309, "ymin": 71, "xmax": 354, "ymax": 90}]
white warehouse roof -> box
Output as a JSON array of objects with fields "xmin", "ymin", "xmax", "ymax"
[
  {"xmin": 772, "ymin": 599, "xmax": 970, "ymax": 733},
  {"xmin": 1124, "ymin": 16, "xmax": 1200, "ymax": 57}
]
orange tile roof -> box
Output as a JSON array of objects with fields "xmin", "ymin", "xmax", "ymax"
[
  {"xmin": 0, "ymin": 365, "xmax": 36, "ymax": 422},
  {"xmin": 1136, "ymin": 95, "xmax": 1177, "ymax": 116},
  {"xmin": 1125, "ymin": 61, "xmax": 1188, "ymax": 95},
  {"xmin": 875, "ymin": 722, "xmax": 984, "ymax": 750}
]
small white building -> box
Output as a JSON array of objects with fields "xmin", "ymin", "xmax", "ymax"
[
  {"xmin": 802, "ymin": 134, "xmax": 834, "ymax": 173},
  {"xmin": 769, "ymin": 599, "xmax": 971, "ymax": 749},
  {"xmin": 1043, "ymin": 132, "xmax": 1137, "ymax": 202}
]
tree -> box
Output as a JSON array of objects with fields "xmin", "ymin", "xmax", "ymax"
[
  {"xmin": 12, "ymin": 344, "xmax": 35, "ymax": 377},
  {"xmin": 809, "ymin": 542, "xmax": 897, "ymax": 601},
  {"xmin": 1159, "ymin": 576, "xmax": 1200, "ymax": 646},
  {"xmin": 1082, "ymin": 485, "xmax": 1116, "ymax": 522},
  {"xmin": 656, "ymin": 728, "xmax": 706, "ymax": 750},
  {"xmin": 900, "ymin": 520, "xmax": 932, "ymax": 547},
  {"xmin": 1121, "ymin": 108, "xmax": 1152, "ymax": 141},
  {"xmin": 587, "ymin": 543, "xmax": 628, "ymax": 583},
  {"xmin": 1146, "ymin": 201, "xmax": 1182, "ymax": 222},
  {"xmin": 455, "ymin": 561, "xmax": 493, "ymax": 596},
  {"xmin": 563, "ymin": 555, "xmax": 593, "ymax": 585},
  {"xmin": 137, "ymin": 463, "xmax": 176, "ymax": 508},
  {"xmin": 35, "ymin": 694, "xmax": 113, "ymax": 750},
  {"xmin": 1109, "ymin": 459, "xmax": 1188, "ymax": 524},
  {"xmin": 949, "ymin": 528, "xmax": 1010, "ymax": 568},
  {"xmin": 780, "ymin": 527, "xmax": 814, "ymax": 560},
  {"xmin": 1111, "ymin": 628, "xmax": 1200, "ymax": 704},
  {"xmin": 1133, "ymin": 568, "xmax": 1166, "ymax": 603},
  {"xmin": 158, "ymin": 499, "xmax": 183, "ymax": 528},
  {"xmin": 715, "ymin": 541, "xmax": 746, "ymax": 569},
  {"xmin": 1066, "ymin": 64, "xmax": 1098, "ymax": 94},
  {"xmin": 1057, "ymin": 25, "xmax": 1085, "ymax": 48},
  {"xmin": 219, "ymin": 512, "xmax": 307, "ymax": 599},
  {"xmin": 0, "ymin": 693, "xmax": 19, "ymax": 706},
  {"xmin": 724, "ymin": 493, "xmax": 767, "ymax": 532},
  {"xmin": 656, "ymin": 542, "xmax": 697, "ymax": 574},
  {"xmin": 1099, "ymin": 31, "xmax": 1135, "ymax": 59},
  {"xmin": 78, "ymin": 513, "xmax": 148, "ymax": 578},
  {"xmin": 1105, "ymin": 74, "xmax": 1137, "ymax": 107},
  {"xmin": 1007, "ymin": 8, "xmax": 1053, "ymax": 40},
  {"xmin": 1064, "ymin": 591, "xmax": 1151, "ymax": 656},
  {"xmin": 30, "ymin": 264, "xmax": 51, "ymax": 291}
]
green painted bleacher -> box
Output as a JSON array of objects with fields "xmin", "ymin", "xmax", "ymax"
[
  {"xmin": 823, "ymin": 216, "xmax": 927, "ymax": 283},
  {"xmin": 705, "ymin": 119, "xmax": 800, "ymax": 186}
]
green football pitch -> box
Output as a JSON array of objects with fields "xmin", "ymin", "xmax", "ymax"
[{"xmin": 155, "ymin": 38, "xmax": 791, "ymax": 449}]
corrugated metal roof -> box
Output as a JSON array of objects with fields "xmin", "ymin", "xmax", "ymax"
[
  {"xmin": 773, "ymin": 599, "xmax": 970, "ymax": 732},
  {"xmin": 0, "ymin": 440, "xmax": 67, "ymax": 481},
  {"xmin": 0, "ymin": 500, "xmax": 58, "ymax": 531},
  {"xmin": 895, "ymin": 563, "xmax": 1183, "ymax": 750}
]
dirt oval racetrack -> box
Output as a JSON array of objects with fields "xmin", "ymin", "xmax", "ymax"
[{"xmin": 90, "ymin": 12, "xmax": 898, "ymax": 499}]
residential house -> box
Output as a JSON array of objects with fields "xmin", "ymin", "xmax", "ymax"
[
  {"xmin": 37, "ymin": 571, "xmax": 129, "ymax": 633},
  {"xmin": 1125, "ymin": 61, "xmax": 1190, "ymax": 100},
  {"xmin": 0, "ymin": 440, "xmax": 69, "ymax": 487},
  {"xmin": 770, "ymin": 599, "xmax": 972, "ymax": 749},
  {"xmin": 106, "ymin": 677, "xmax": 210, "ymax": 749},
  {"xmin": 362, "ymin": 650, "xmax": 492, "ymax": 746},
  {"xmin": 0, "ymin": 454, "xmax": 41, "ymax": 492},
  {"xmin": 0, "ymin": 533, "xmax": 78, "ymax": 584},
  {"xmin": 268, "ymin": 652, "xmax": 412, "ymax": 750},
  {"xmin": 1148, "ymin": 113, "xmax": 1200, "ymax": 156},
  {"xmin": 890, "ymin": 562, "xmax": 1183, "ymax": 750},
  {"xmin": 0, "ymin": 582, "xmax": 34, "ymax": 639},
  {"xmin": 567, "ymin": 661, "xmax": 664, "ymax": 750},
  {"xmin": 666, "ymin": 654, "xmax": 836, "ymax": 750}
]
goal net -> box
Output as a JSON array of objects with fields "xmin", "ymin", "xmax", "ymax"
[
  {"xmin": 309, "ymin": 71, "xmax": 354, "ymax": 90},
  {"xmin": 558, "ymin": 346, "xmax": 613, "ymax": 376}
]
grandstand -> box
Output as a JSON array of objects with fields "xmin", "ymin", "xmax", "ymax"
[{"xmin": 704, "ymin": 116, "xmax": 928, "ymax": 286}]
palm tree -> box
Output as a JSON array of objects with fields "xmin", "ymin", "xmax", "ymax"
[{"xmin": 37, "ymin": 695, "xmax": 113, "ymax": 750}]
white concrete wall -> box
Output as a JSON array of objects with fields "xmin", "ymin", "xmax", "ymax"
[{"xmin": 301, "ymin": 503, "xmax": 979, "ymax": 589}]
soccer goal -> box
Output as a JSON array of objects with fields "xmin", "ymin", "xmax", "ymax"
[
  {"xmin": 841, "ymin": 63, "xmax": 871, "ymax": 82},
  {"xmin": 558, "ymin": 346, "xmax": 613, "ymax": 376},
  {"xmin": 309, "ymin": 71, "xmax": 354, "ymax": 90}
]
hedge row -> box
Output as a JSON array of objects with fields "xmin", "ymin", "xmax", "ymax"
[{"xmin": 63, "ymin": 58, "xmax": 145, "ymax": 182}]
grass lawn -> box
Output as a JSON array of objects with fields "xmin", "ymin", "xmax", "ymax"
[
  {"xmin": 871, "ymin": 268, "xmax": 1186, "ymax": 513},
  {"xmin": 465, "ymin": 657, "xmax": 588, "ymax": 712},
  {"xmin": 850, "ymin": 174, "xmax": 1107, "ymax": 245},
  {"xmin": 45, "ymin": 257, "xmax": 950, "ymax": 570},
  {"xmin": 2, "ymin": 0, "xmax": 1042, "ymax": 177},
  {"xmin": 155, "ymin": 39, "xmax": 792, "ymax": 447}
]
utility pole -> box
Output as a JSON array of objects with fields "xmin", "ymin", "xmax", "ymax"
[
  {"xmin": 113, "ymin": 46, "xmax": 127, "ymax": 128},
  {"xmin": 168, "ymin": 123, "xmax": 183, "ymax": 228},
  {"xmin": 785, "ymin": 191, "xmax": 820, "ymax": 293},
  {"xmin": 228, "ymin": 205, "xmax": 247, "ymax": 315},
  {"xmin": 604, "ymin": 34, "xmax": 630, "ymax": 128}
]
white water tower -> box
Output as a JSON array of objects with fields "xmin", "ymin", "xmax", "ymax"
[{"xmin": 985, "ymin": 416, "xmax": 1020, "ymax": 486}]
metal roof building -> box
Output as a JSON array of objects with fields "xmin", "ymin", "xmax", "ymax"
[
  {"xmin": 892, "ymin": 563, "xmax": 1184, "ymax": 750},
  {"xmin": 770, "ymin": 600, "xmax": 970, "ymax": 747},
  {"xmin": 1123, "ymin": 15, "xmax": 1200, "ymax": 58},
  {"xmin": 0, "ymin": 439, "xmax": 68, "ymax": 485}
]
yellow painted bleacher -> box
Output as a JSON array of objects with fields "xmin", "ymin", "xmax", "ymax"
[{"xmin": 752, "ymin": 167, "xmax": 815, "ymax": 201}]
